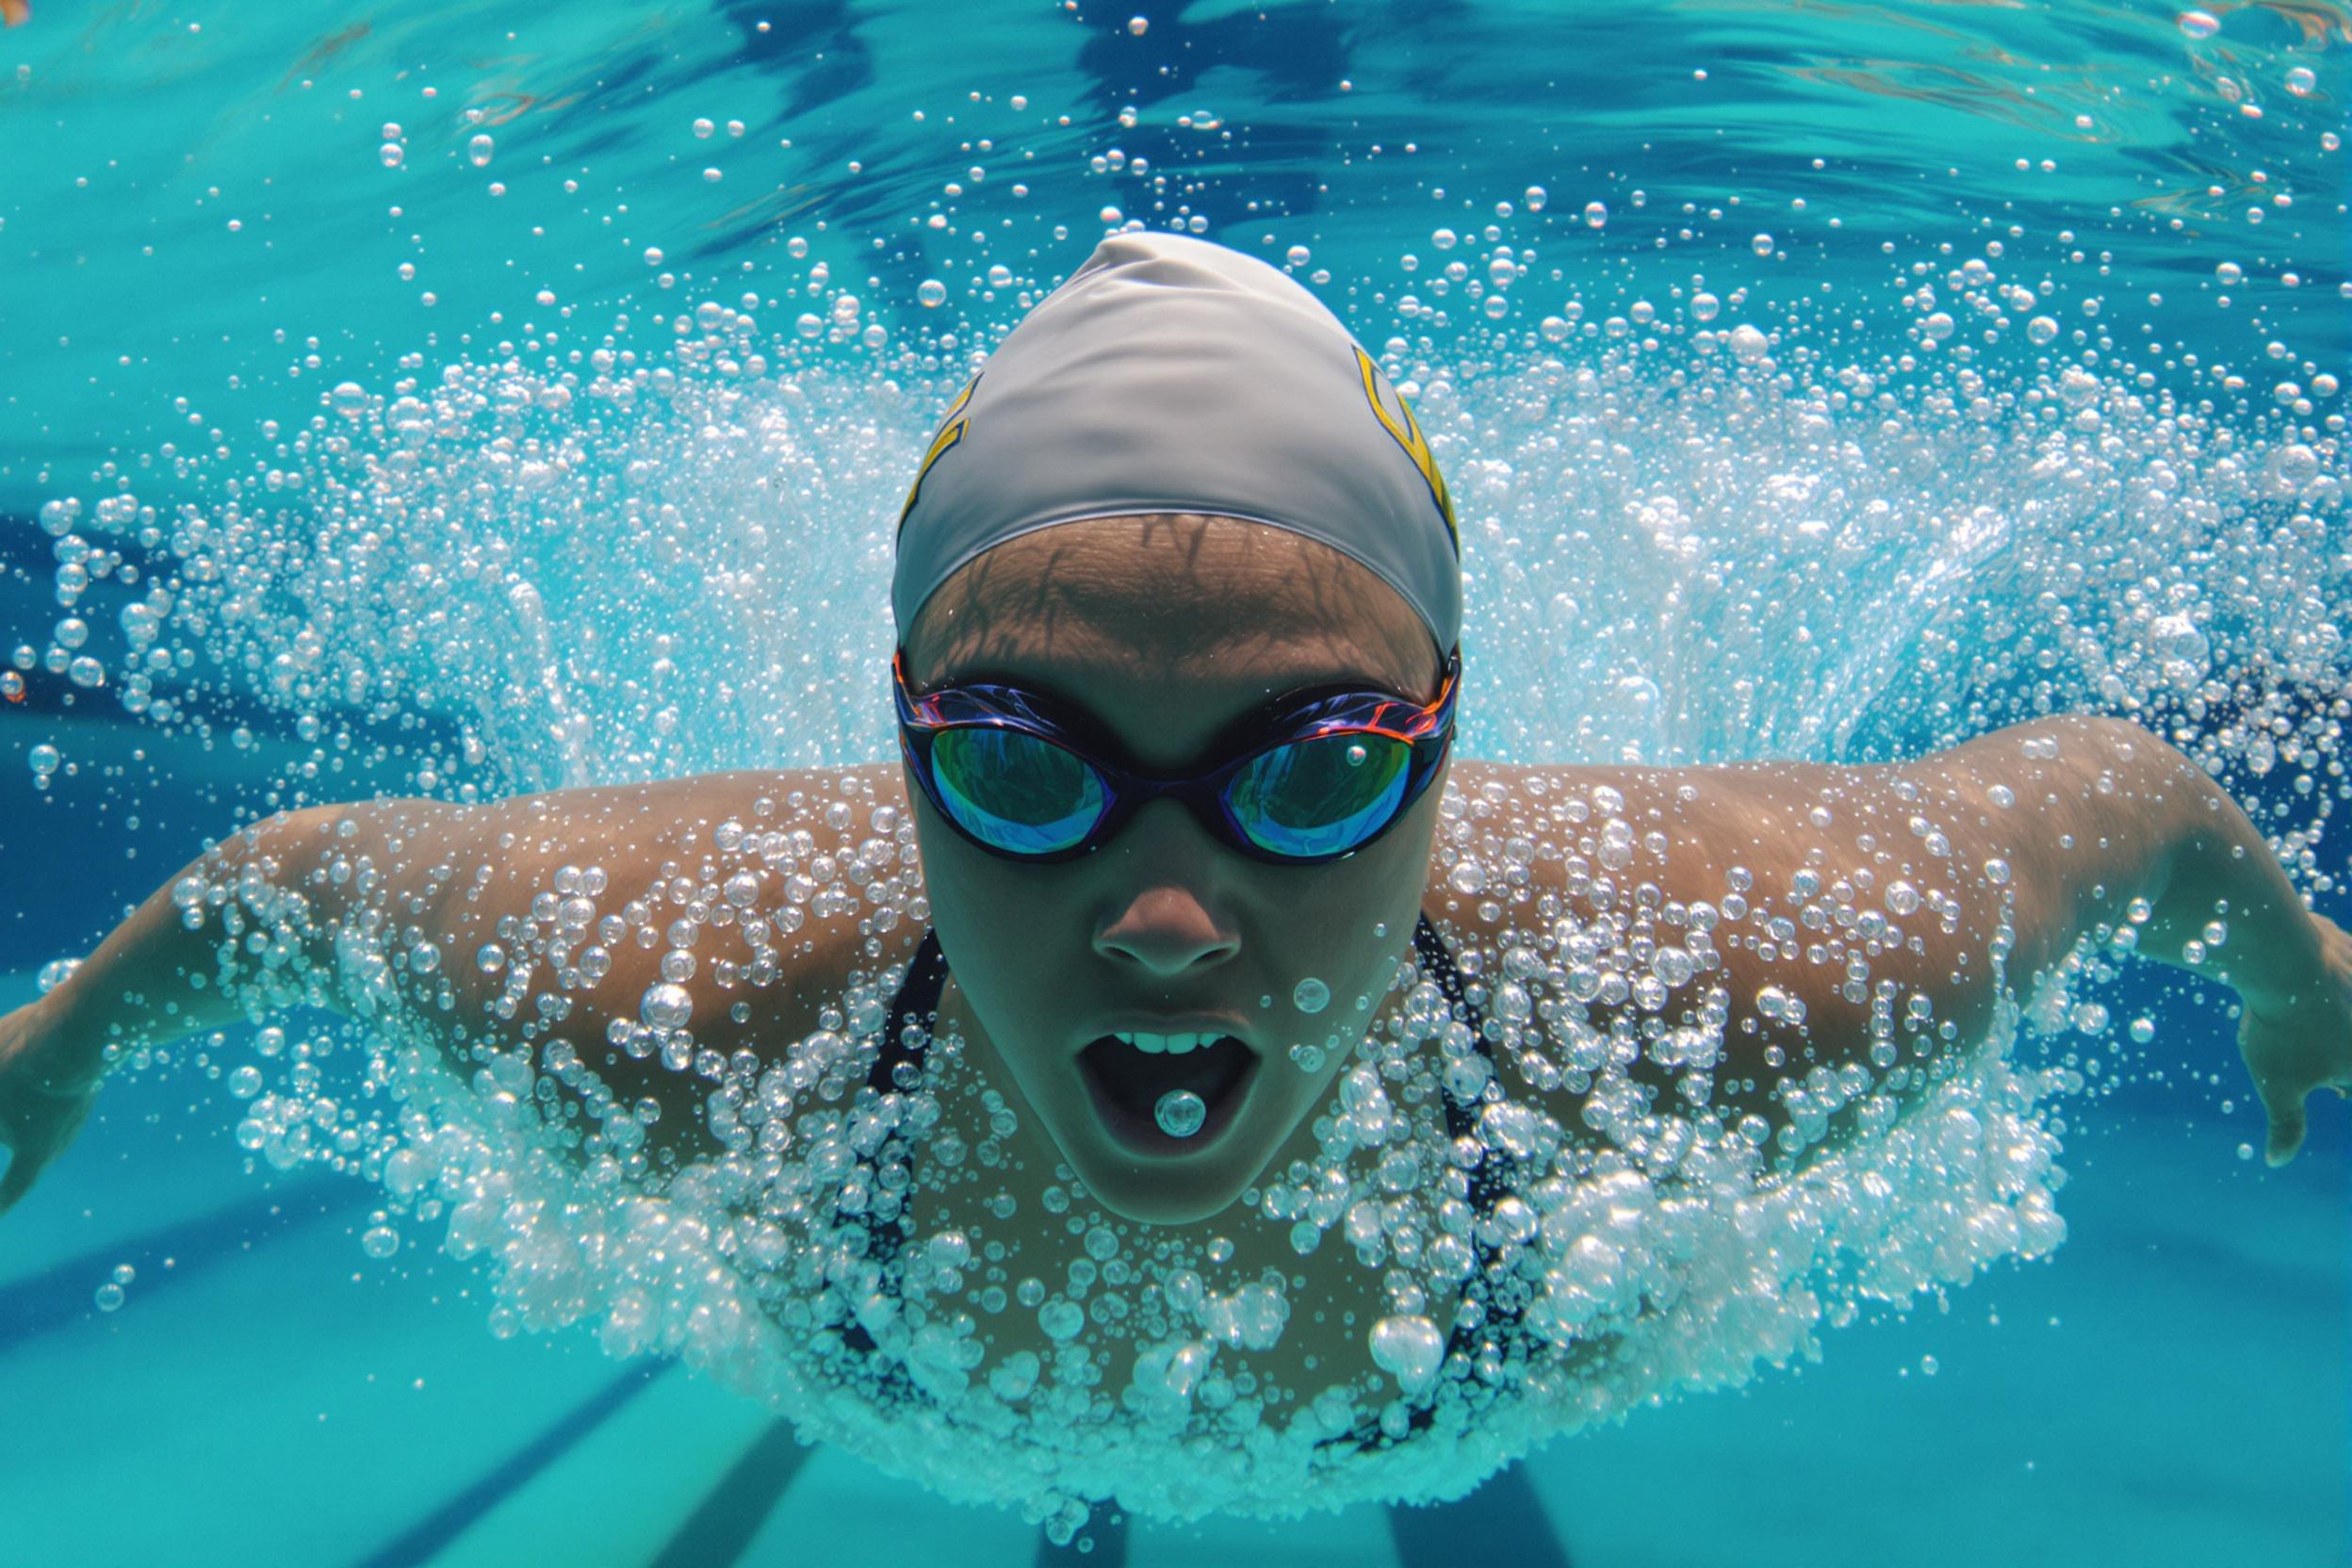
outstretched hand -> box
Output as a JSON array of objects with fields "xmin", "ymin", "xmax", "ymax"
[
  {"xmin": 2237, "ymin": 911, "xmax": 2352, "ymax": 1168},
  {"xmin": 0, "ymin": 997, "xmax": 103, "ymax": 1215}
]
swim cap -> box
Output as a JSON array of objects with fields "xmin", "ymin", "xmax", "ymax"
[{"xmin": 890, "ymin": 232, "xmax": 1461, "ymax": 657}]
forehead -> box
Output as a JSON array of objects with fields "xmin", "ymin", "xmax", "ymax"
[{"xmin": 904, "ymin": 515, "xmax": 1437, "ymax": 763}]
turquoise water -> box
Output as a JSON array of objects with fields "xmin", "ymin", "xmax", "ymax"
[{"xmin": 1, "ymin": 1, "xmax": 2346, "ymax": 1562}]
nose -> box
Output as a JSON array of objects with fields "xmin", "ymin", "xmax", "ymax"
[{"xmin": 1093, "ymin": 883, "xmax": 1240, "ymax": 977}]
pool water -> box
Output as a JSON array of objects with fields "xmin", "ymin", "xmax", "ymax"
[{"xmin": 1, "ymin": 1, "xmax": 2346, "ymax": 1563}]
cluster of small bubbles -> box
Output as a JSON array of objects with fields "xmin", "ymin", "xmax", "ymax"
[{"xmin": 90, "ymin": 1260, "xmax": 133, "ymax": 1313}]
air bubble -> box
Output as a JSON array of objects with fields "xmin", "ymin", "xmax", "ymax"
[
  {"xmin": 1154, "ymin": 1089, "xmax": 1206, "ymax": 1138},
  {"xmin": 640, "ymin": 982, "xmax": 694, "ymax": 1029}
]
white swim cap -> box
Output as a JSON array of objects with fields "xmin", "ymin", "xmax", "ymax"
[{"xmin": 891, "ymin": 232, "xmax": 1461, "ymax": 656}]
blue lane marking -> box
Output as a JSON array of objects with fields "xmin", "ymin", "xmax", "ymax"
[
  {"xmin": 0, "ymin": 1171, "xmax": 352, "ymax": 1355},
  {"xmin": 1388, "ymin": 1463, "xmax": 1573, "ymax": 1568},
  {"xmin": 351, "ymin": 1359, "xmax": 676, "ymax": 1568},
  {"xmin": 646, "ymin": 1417, "xmax": 815, "ymax": 1568}
]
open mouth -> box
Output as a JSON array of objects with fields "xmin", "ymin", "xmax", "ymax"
[{"xmin": 1076, "ymin": 1034, "xmax": 1258, "ymax": 1155}]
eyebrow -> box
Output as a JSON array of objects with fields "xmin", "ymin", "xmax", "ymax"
[{"xmin": 922, "ymin": 661, "xmax": 1419, "ymax": 760}]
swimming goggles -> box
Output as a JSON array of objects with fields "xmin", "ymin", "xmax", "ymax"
[{"xmin": 893, "ymin": 645, "xmax": 1461, "ymax": 865}]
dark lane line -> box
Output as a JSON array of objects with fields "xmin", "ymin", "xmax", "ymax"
[
  {"xmin": 351, "ymin": 1359, "xmax": 675, "ymax": 1568},
  {"xmin": 0, "ymin": 1171, "xmax": 354, "ymax": 1355},
  {"xmin": 1389, "ymin": 1462, "xmax": 1575, "ymax": 1568},
  {"xmin": 646, "ymin": 1417, "xmax": 816, "ymax": 1568}
]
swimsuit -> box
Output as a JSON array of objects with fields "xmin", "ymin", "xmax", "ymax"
[{"xmin": 839, "ymin": 913, "xmax": 1520, "ymax": 1454}]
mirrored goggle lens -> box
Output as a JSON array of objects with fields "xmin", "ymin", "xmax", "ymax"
[
  {"xmin": 1229, "ymin": 733, "xmax": 1413, "ymax": 858},
  {"xmin": 929, "ymin": 726, "xmax": 1108, "ymax": 856}
]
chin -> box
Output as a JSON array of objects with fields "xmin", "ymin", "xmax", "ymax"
[{"xmin": 1072, "ymin": 1156, "xmax": 1250, "ymax": 1226}]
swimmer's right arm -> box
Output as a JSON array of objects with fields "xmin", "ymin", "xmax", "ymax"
[
  {"xmin": 0, "ymin": 768, "xmax": 893, "ymax": 1210},
  {"xmin": 0, "ymin": 803, "xmax": 349, "ymax": 1208},
  {"xmin": 15, "ymin": 804, "xmax": 353, "ymax": 1087}
]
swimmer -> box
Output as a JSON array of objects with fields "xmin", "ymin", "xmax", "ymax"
[{"xmin": 3, "ymin": 235, "xmax": 2346, "ymax": 1510}]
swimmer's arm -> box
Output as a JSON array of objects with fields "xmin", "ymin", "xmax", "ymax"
[
  {"xmin": 29, "ymin": 804, "xmax": 352, "ymax": 1093},
  {"xmin": 1652, "ymin": 715, "xmax": 2333, "ymax": 1158},
  {"xmin": 307, "ymin": 771, "xmax": 890, "ymax": 1169},
  {"xmin": 31, "ymin": 770, "xmax": 877, "ymax": 1104},
  {"xmin": 1478, "ymin": 714, "xmax": 2337, "ymax": 1164},
  {"xmin": 8, "ymin": 771, "xmax": 883, "ymax": 1205}
]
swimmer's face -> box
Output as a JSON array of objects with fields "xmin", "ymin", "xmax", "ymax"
[{"xmin": 902, "ymin": 514, "xmax": 1449, "ymax": 1226}]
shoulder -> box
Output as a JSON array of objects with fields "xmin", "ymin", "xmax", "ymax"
[
  {"xmin": 1418, "ymin": 759, "xmax": 1699, "ymax": 939},
  {"xmin": 684, "ymin": 762, "xmax": 931, "ymax": 1022},
  {"xmin": 1423, "ymin": 758, "xmax": 1832, "ymax": 920}
]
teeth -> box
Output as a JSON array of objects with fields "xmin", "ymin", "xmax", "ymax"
[{"xmin": 1112, "ymin": 1030, "xmax": 1221, "ymax": 1055}]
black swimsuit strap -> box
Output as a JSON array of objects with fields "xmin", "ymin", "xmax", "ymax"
[
  {"xmin": 869, "ymin": 924, "xmax": 951, "ymax": 1099},
  {"xmin": 1412, "ymin": 914, "xmax": 1495, "ymax": 1160},
  {"xmin": 838, "ymin": 931, "xmax": 952, "ymax": 1366}
]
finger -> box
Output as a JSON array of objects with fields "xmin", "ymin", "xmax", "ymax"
[{"xmin": 2261, "ymin": 1080, "xmax": 2310, "ymax": 1168}]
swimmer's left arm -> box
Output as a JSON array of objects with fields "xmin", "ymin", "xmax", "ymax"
[
  {"xmin": 1853, "ymin": 713, "xmax": 2349, "ymax": 1164},
  {"xmin": 1468, "ymin": 714, "xmax": 2349, "ymax": 1165}
]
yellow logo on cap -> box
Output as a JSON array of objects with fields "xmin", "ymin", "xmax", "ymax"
[
  {"xmin": 1352, "ymin": 347, "xmax": 1457, "ymax": 554},
  {"xmin": 897, "ymin": 372, "xmax": 981, "ymax": 532}
]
